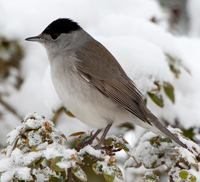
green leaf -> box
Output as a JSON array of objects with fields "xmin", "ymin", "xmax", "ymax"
[
  {"xmin": 92, "ymin": 162, "xmax": 103, "ymax": 175},
  {"xmin": 159, "ymin": 137, "xmax": 172, "ymax": 143},
  {"xmin": 60, "ymin": 171, "xmax": 66, "ymax": 180},
  {"xmin": 50, "ymin": 156, "xmax": 65, "ymax": 172},
  {"xmin": 27, "ymin": 156, "xmax": 44, "ymax": 167},
  {"xmin": 145, "ymin": 172, "xmax": 159, "ymax": 182},
  {"xmin": 149, "ymin": 139, "xmax": 161, "ymax": 148},
  {"xmin": 69, "ymin": 131, "xmax": 86, "ymax": 137},
  {"xmin": 49, "ymin": 177, "xmax": 62, "ymax": 182},
  {"xmin": 111, "ymin": 164, "xmax": 123, "ymax": 180},
  {"xmin": 35, "ymin": 157, "xmax": 44, "ymax": 167},
  {"xmin": 64, "ymin": 110, "xmax": 75, "ymax": 117},
  {"xmin": 118, "ymin": 122, "xmax": 135, "ymax": 131},
  {"xmin": 157, "ymin": 152, "xmax": 164, "ymax": 158},
  {"xmin": 112, "ymin": 136, "xmax": 130, "ymax": 152},
  {"xmin": 169, "ymin": 64, "xmax": 180, "ymax": 78},
  {"xmin": 189, "ymin": 175, "xmax": 197, "ymax": 181},
  {"xmin": 1, "ymin": 149, "xmax": 7, "ymax": 155},
  {"xmin": 147, "ymin": 92, "xmax": 164, "ymax": 108},
  {"xmin": 191, "ymin": 163, "xmax": 199, "ymax": 171},
  {"xmin": 103, "ymin": 168, "xmax": 115, "ymax": 182},
  {"xmin": 182, "ymin": 127, "xmax": 195, "ymax": 140},
  {"xmin": 179, "ymin": 170, "xmax": 188, "ymax": 179},
  {"xmin": 71, "ymin": 165, "xmax": 87, "ymax": 181},
  {"xmin": 163, "ymin": 82, "xmax": 175, "ymax": 103}
]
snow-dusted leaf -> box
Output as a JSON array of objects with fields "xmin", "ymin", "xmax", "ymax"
[
  {"xmin": 165, "ymin": 54, "xmax": 181, "ymax": 78},
  {"xmin": 110, "ymin": 164, "xmax": 123, "ymax": 180},
  {"xmin": 125, "ymin": 157, "xmax": 142, "ymax": 169},
  {"xmin": 163, "ymin": 82, "xmax": 175, "ymax": 103},
  {"xmin": 35, "ymin": 157, "xmax": 44, "ymax": 167},
  {"xmin": 189, "ymin": 175, "xmax": 197, "ymax": 181},
  {"xmin": 50, "ymin": 156, "xmax": 65, "ymax": 172},
  {"xmin": 144, "ymin": 160, "xmax": 160, "ymax": 169},
  {"xmin": 173, "ymin": 148, "xmax": 199, "ymax": 171},
  {"xmin": 75, "ymin": 132, "xmax": 92, "ymax": 144},
  {"xmin": 27, "ymin": 130, "xmax": 42, "ymax": 147},
  {"xmin": 27, "ymin": 156, "xmax": 44, "ymax": 167},
  {"xmin": 92, "ymin": 162, "xmax": 103, "ymax": 175},
  {"xmin": 71, "ymin": 164, "xmax": 87, "ymax": 182},
  {"xmin": 102, "ymin": 168, "xmax": 115, "ymax": 182},
  {"xmin": 108, "ymin": 135, "xmax": 130, "ymax": 153},
  {"xmin": 144, "ymin": 172, "xmax": 159, "ymax": 182},
  {"xmin": 149, "ymin": 139, "xmax": 161, "ymax": 148},
  {"xmin": 7, "ymin": 127, "xmax": 21, "ymax": 145},
  {"xmin": 147, "ymin": 92, "xmax": 164, "ymax": 108}
]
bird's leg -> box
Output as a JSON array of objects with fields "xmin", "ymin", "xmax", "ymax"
[
  {"xmin": 76, "ymin": 129, "xmax": 102, "ymax": 148},
  {"xmin": 94, "ymin": 123, "xmax": 113, "ymax": 150}
]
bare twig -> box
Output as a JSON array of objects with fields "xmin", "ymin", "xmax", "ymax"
[{"xmin": 0, "ymin": 98, "xmax": 23, "ymax": 120}]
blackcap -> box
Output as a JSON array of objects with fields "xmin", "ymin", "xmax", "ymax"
[{"xmin": 26, "ymin": 18, "xmax": 186, "ymax": 149}]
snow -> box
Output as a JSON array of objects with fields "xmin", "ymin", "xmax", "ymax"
[
  {"xmin": 28, "ymin": 130, "xmax": 42, "ymax": 146},
  {"xmin": 79, "ymin": 145, "xmax": 104, "ymax": 159},
  {"xmin": 0, "ymin": 158, "xmax": 12, "ymax": 172},
  {"xmin": 32, "ymin": 167, "xmax": 59, "ymax": 182},
  {"xmin": 43, "ymin": 143, "xmax": 76, "ymax": 160},
  {"xmin": 1, "ymin": 113, "xmax": 200, "ymax": 181},
  {"xmin": 14, "ymin": 167, "xmax": 32, "ymax": 181},
  {"xmin": 0, "ymin": 0, "xmax": 200, "ymax": 137},
  {"xmin": 0, "ymin": 0, "xmax": 200, "ymax": 181},
  {"xmin": 0, "ymin": 148, "xmax": 33, "ymax": 181},
  {"xmin": 98, "ymin": 36, "xmax": 172, "ymax": 94},
  {"xmin": 7, "ymin": 126, "xmax": 21, "ymax": 145},
  {"xmin": 187, "ymin": 0, "xmax": 200, "ymax": 36},
  {"xmin": 0, "ymin": 170, "xmax": 16, "ymax": 182}
]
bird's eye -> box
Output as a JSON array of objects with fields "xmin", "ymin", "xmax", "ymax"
[{"xmin": 50, "ymin": 33, "xmax": 60, "ymax": 40}]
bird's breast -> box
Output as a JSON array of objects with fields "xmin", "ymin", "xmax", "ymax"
[{"xmin": 49, "ymin": 56, "xmax": 131, "ymax": 128}]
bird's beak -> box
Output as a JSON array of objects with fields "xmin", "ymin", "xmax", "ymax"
[{"xmin": 25, "ymin": 35, "xmax": 44, "ymax": 42}]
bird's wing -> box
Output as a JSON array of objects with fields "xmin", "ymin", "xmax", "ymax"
[
  {"xmin": 75, "ymin": 39, "xmax": 152, "ymax": 125},
  {"xmin": 75, "ymin": 38, "xmax": 187, "ymax": 148}
]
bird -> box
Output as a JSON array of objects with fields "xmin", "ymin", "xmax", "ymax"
[{"xmin": 25, "ymin": 18, "xmax": 186, "ymax": 149}]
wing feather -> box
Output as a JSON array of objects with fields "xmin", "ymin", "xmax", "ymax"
[
  {"xmin": 76, "ymin": 66, "xmax": 152, "ymax": 125},
  {"xmin": 74, "ymin": 38, "xmax": 187, "ymax": 148}
]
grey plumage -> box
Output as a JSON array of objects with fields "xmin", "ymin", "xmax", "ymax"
[
  {"xmin": 25, "ymin": 18, "xmax": 187, "ymax": 149},
  {"xmin": 75, "ymin": 36, "xmax": 186, "ymax": 148}
]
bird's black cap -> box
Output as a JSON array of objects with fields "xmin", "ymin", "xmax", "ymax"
[{"xmin": 42, "ymin": 18, "xmax": 81, "ymax": 39}]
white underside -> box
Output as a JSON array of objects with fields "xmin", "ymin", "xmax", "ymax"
[{"xmin": 49, "ymin": 56, "xmax": 138, "ymax": 129}]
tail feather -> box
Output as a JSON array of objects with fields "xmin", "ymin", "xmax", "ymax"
[
  {"xmin": 151, "ymin": 118, "xmax": 187, "ymax": 149},
  {"xmin": 138, "ymin": 100, "xmax": 187, "ymax": 149}
]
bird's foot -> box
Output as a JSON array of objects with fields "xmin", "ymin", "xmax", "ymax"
[
  {"xmin": 76, "ymin": 129, "xmax": 102, "ymax": 149},
  {"xmin": 76, "ymin": 139, "xmax": 103, "ymax": 150},
  {"xmin": 93, "ymin": 143, "xmax": 102, "ymax": 150},
  {"xmin": 76, "ymin": 139, "xmax": 93, "ymax": 149}
]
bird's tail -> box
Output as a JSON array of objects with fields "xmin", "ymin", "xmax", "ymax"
[{"xmin": 150, "ymin": 117, "xmax": 187, "ymax": 149}]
